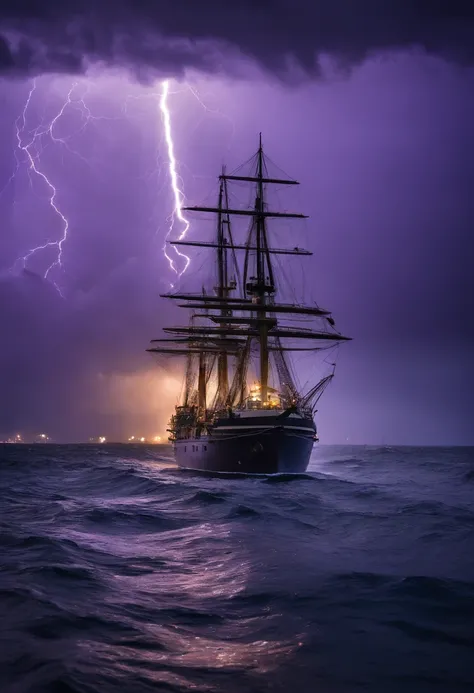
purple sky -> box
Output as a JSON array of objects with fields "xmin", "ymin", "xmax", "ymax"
[{"xmin": 0, "ymin": 3, "xmax": 473, "ymax": 444}]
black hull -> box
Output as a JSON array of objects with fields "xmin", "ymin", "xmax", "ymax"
[{"xmin": 174, "ymin": 425, "xmax": 315, "ymax": 474}]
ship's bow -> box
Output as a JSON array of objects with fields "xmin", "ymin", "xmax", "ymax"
[{"xmin": 174, "ymin": 410, "xmax": 316, "ymax": 474}]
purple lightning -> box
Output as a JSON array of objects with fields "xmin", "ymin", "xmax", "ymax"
[
  {"xmin": 7, "ymin": 79, "xmax": 124, "ymax": 293},
  {"xmin": 5, "ymin": 77, "xmax": 229, "ymax": 293},
  {"xmin": 159, "ymin": 80, "xmax": 191, "ymax": 281},
  {"xmin": 9, "ymin": 80, "xmax": 72, "ymax": 294}
]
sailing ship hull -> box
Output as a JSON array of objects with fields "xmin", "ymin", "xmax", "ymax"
[{"xmin": 174, "ymin": 418, "xmax": 316, "ymax": 474}]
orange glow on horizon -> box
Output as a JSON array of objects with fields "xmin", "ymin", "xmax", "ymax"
[{"xmin": 96, "ymin": 368, "xmax": 181, "ymax": 442}]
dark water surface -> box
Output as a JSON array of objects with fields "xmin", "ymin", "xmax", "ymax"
[{"xmin": 1, "ymin": 444, "xmax": 473, "ymax": 692}]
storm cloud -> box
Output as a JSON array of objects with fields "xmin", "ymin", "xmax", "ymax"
[{"xmin": 0, "ymin": 1, "xmax": 474, "ymax": 78}]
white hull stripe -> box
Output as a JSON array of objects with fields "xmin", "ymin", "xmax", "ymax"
[{"xmin": 212, "ymin": 425, "xmax": 315, "ymax": 433}]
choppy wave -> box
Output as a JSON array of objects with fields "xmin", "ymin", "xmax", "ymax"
[{"xmin": 1, "ymin": 443, "xmax": 473, "ymax": 692}]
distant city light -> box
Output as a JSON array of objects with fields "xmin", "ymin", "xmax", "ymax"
[
  {"xmin": 0, "ymin": 432, "xmax": 167, "ymax": 444},
  {"xmin": 35, "ymin": 433, "xmax": 50, "ymax": 442},
  {"xmin": 126, "ymin": 435, "xmax": 163, "ymax": 444},
  {"xmin": 1, "ymin": 433, "xmax": 53, "ymax": 443}
]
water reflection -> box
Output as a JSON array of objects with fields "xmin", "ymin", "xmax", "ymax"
[{"xmin": 56, "ymin": 463, "xmax": 305, "ymax": 691}]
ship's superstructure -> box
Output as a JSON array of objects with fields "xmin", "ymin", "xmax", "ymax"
[{"xmin": 148, "ymin": 136, "xmax": 350, "ymax": 473}]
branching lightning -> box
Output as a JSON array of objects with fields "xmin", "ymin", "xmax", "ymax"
[
  {"xmin": 6, "ymin": 80, "xmax": 119, "ymax": 294},
  {"xmin": 159, "ymin": 80, "xmax": 191, "ymax": 281},
  {"xmin": 8, "ymin": 80, "xmax": 72, "ymax": 294},
  {"xmin": 5, "ymin": 76, "xmax": 232, "ymax": 293}
]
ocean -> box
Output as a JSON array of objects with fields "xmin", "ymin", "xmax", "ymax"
[{"xmin": 0, "ymin": 444, "xmax": 473, "ymax": 693}]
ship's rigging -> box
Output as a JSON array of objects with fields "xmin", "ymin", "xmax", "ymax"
[{"xmin": 148, "ymin": 135, "xmax": 350, "ymax": 427}]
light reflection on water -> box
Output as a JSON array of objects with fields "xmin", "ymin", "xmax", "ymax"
[{"xmin": 59, "ymin": 493, "xmax": 303, "ymax": 688}]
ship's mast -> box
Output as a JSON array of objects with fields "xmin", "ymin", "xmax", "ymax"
[
  {"xmin": 152, "ymin": 135, "xmax": 351, "ymax": 414},
  {"xmin": 255, "ymin": 134, "xmax": 271, "ymax": 404},
  {"xmin": 216, "ymin": 175, "xmax": 229, "ymax": 404},
  {"xmin": 198, "ymin": 353, "xmax": 206, "ymax": 413}
]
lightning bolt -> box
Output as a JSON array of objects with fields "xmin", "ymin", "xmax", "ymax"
[
  {"xmin": 7, "ymin": 80, "xmax": 73, "ymax": 295},
  {"xmin": 5, "ymin": 77, "xmax": 231, "ymax": 293},
  {"xmin": 159, "ymin": 80, "xmax": 191, "ymax": 283}
]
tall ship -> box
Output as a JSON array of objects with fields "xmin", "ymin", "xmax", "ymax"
[{"xmin": 148, "ymin": 136, "xmax": 350, "ymax": 473}]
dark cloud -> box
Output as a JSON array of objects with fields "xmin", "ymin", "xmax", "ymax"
[{"xmin": 0, "ymin": 1, "xmax": 474, "ymax": 78}]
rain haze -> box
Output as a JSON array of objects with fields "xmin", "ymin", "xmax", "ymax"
[{"xmin": 0, "ymin": 1, "xmax": 473, "ymax": 444}]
